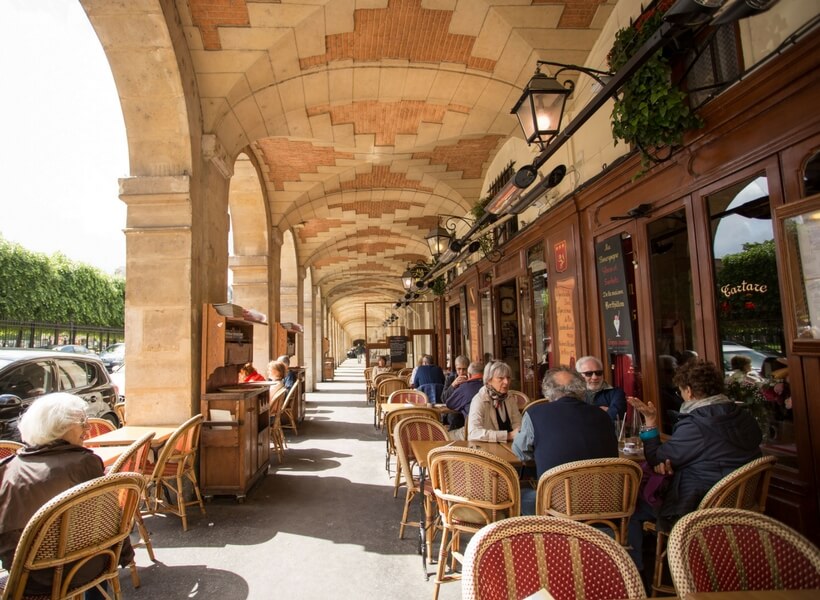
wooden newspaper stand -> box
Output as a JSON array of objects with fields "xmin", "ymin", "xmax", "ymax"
[{"xmin": 199, "ymin": 303, "xmax": 270, "ymax": 500}]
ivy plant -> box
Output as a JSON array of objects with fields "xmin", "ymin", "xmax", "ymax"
[
  {"xmin": 429, "ymin": 276, "xmax": 447, "ymax": 296},
  {"xmin": 608, "ymin": 11, "xmax": 703, "ymax": 173}
]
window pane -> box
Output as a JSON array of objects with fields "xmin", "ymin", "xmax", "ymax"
[
  {"xmin": 648, "ymin": 208, "xmax": 695, "ymax": 433},
  {"xmin": 709, "ymin": 175, "xmax": 793, "ymax": 467}
]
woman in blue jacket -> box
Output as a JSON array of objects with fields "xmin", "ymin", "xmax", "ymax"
[{"xmin": 626, "ymin": 359, "xmax": 762, "ymax": 571}]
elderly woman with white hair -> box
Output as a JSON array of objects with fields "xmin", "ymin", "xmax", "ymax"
[
  {"xmin": 0, "ymin": 393, "xmax": 132, "ymax": 598},
  {"xmin": 467, "ymin": 360, "xmax": 522, "ymax": 442}
]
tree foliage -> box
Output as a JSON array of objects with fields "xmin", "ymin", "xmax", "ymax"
[
  {"xmin": 0, "ymin": 236, "xmax": 124, "ymax": 327},
  {"xmin": 716, "ymin": 240, "xmax": 780, "ymax": 319}
]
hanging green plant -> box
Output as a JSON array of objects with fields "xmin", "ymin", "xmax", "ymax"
[
  {"xmin": 471, "ymin": 197, "xmax": 490, "ymax": 221},
  {"xmin": 607, "ymin": 10, "xmax": 703, "ymax": 174},
  {"xmin": 429, "ymin": 276, "xmax": 447, "ymax": 296}
]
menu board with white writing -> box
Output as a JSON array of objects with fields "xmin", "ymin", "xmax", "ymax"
[
  {"xmin": 388, "ymin": 335, "xmax": 408, "ymax": 363},
  {"xmin": 554, "ymin": 277, "xmax": 577, "ymax": 367},
  {"xmin": 595, "ymin": 235, "xmax": 635, "ymax": 355}
]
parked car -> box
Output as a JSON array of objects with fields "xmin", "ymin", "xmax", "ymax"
[
  {"xmin": 0, "ymin": 349, "xmax": 120, "ymax": 441},
  {"xmin": 722, "ymin": 341, "xmax": 782, "ymax": 373},
  {"xmin": 48, "ymin": 344, "xmax": 94, "ymax": 355},
  {"xmin": 99, "ymin": 343, "xmax": 125, "ymax": 372},
  {"xmin": 109, "ymin": 363, "xmax": 125, "ymax": 402}
]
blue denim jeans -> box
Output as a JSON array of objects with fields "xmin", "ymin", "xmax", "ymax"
[{"xmin": 627, "ymin": 496, "xmax": 658, "ymax": 571}]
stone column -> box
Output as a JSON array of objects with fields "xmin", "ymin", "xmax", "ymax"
[{"xmin": 119, "ymin": 175, "xmax": 197, "ymax": 426}]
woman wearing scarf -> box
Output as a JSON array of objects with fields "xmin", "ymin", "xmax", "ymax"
[
  {"xmin": 625, "ymin": 359, "xmax": 762, "ymax": 571},
  {"xmin": 467, "ymin": 360, "xmax": 521, "ymax": 442}
]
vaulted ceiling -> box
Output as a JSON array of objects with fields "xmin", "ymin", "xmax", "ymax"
[{"xmin": 181, "ymin": 0, "xmax": 617, "ymax": 334}]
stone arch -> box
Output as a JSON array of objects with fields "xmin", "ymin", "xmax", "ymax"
[{"xmin": 228, "ymin": 151, "xmax": 271, "ymax": 367}]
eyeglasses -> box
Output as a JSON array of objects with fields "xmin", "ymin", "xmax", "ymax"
[{"xmin": 580, "ymin": 370, "xmax": 604, "ymax": 377}]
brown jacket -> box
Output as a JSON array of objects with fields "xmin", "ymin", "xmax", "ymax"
[{"xmin": 0, "ymin": 440, "xmax": 105, "ymax": 594}]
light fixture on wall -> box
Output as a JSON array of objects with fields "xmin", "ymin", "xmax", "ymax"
[
  {"xmin": 425, "ymin": 224, "xmax": 451, "ymax": 261},
  {"xmin": 511, "ymin": 61, "xmax": 612, "ymax": 152}
]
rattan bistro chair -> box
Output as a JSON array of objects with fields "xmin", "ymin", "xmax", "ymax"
[
  {"xmin": 145, "ymin": 414, "xmax": 206, "ymax": 531},
  {"xmin": 463, "ymin": 516, "xmax": 645, "ymax": 600},
  {"xmin": 394, "ymin": 416, "xmax": 449, "ymax": 562},
  {"xmin": 649, "ymin": 454, "xmax": 777, "ymax": 596},
  {"xmin": 535, "ymin": 457, "xmax": 643, "ymax": 545},
  {"xmin": 280, "ymin": 382, "xmax": 300, "ymax": 436},
  {"xmin": 384, "ymin": 405, "xmax": 439, "ymax": 477},
  {"xmin": 507, "ymin": 390, "xmax": 530, "ymax": 412},
  {"xmin": 0, "ymin": 441, "xmax": 23, "ymax": 460},
  {"xmin": 109, "ymin": 431, "xmax": 157, "ymax": 579},
  {"xmin": 363, "ymin": 367, "xmax": 374, "ymax": 403},
  {"xmin": 375, "ymin": 377, "xmax": 406, "ymax": 428},
  {"xmin": 86, "ymin": 417, "xmax": 117, "ymax": 441},
  {"xmin": 0, "ymin": 473, "xmax": 145, "ymax": 600},
  {"xmin": 387, "ymin": 388, "xmax": 429, "ymax": 406},
  {"xmin": 428, "ymin": 445, "xmax": 521, "ymax": 600},
  {"xmin": 269, "ymin": 386, "xmax": 288, "ymax": 463},
  {"xmin": 668, "ymin": 508, "xmax": 820, "ymax": 596}
]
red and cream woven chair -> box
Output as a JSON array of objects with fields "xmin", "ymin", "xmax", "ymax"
[
  {"xmin": 0, "ymin": 472, "xmax": 145, "ymax": 600},
  {"xmin": 374, "ymin": 377, "xmax": 406, "ymax": 428},
  {"xmin": 535, "ymin": 457, "xmax": 643, "ymax": 545},
  {"xmin": 108, "ymin": 431, "xmax": 157, "ymax": 584},
  {"xmin": 393, "ymin": 415, "xmax": 449, "ymax": 559},
  {"xmin": 428, "ymin": 445, "xmax": 521, "ymax": 600},
  {"xmin": 387, "ymin": 388, "xmax": 429, "ymax": 406},
  {"xmin": 462, "ymin": 516, "xmax": 645, "ymax": 600},
  {"xmin": 0, "ymin": 440, "xmax": 23, "ymax": 460},
  {"xmin": 85, "ymin": 417, "xmax": 117, "ymax": 443},
  {"xmin": 384, "ymin": 405, "xmax": 439, "ymax": 476},
  {"xmin": 507, "ymin": 390, "xmax": 530, "ymax": 412},
  {"xmin": 649, "ymin": 454, "xmax": 777, "ymax": 596},
  {"xmin": 145, "ymin": 414, "xmax": 206, "ymax": 531},
  {"xmin": 668, "ymin": 508, "xmax": 820, "ymax": 596}
]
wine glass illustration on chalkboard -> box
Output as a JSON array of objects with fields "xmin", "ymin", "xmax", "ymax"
[{"xmin": 613, "ymin": 312, "xmax": 621, "ymax": 338}]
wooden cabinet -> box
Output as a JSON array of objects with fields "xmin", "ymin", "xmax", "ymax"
[
  {"xmin": 200, "ymin": 387, "xmax": 270, "ymax": 499},
  {"xmin": 199, "ymin": 303, "xmax": 270, "ymax": 499}
]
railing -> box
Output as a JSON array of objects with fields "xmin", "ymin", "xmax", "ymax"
[{"xmin": 0, "ymin": 319, "xmax": 124, "ymax": 353}]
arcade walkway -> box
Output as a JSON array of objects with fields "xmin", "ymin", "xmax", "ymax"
[{"xmin": 125, "ymin": 359, "xmax": 459, "ymax": 599}]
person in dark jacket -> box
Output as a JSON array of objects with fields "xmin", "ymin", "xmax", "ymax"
[
  {"xmin": 0, "ymin": 393, "xmax": 134, "ymax": 599},
  {"xmin": 512, "ymin": 366, "xmax": 618, "ymax": 514},
  {"xmin": 576, "ymin": 355, "xmax": 627, "ymax": 421},
  {"xmin": 626, "ymin": 359, "xmax": 762, "ymax": 571},
  {"xmin": 443, "ymin": 360, "xmax": 484, "ymax": 439},
  {"xmin": 441, "ymin": 355, "xmax": 469, "ymax": 404}
]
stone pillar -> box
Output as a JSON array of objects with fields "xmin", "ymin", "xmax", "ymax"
[{"xmin": 119, "ymin": 175, "xmax": 197, "ymax": 426}]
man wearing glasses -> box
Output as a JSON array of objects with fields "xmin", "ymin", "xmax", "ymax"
[{"xmin": 576, "ymin": 355, "xmax": 626, "ymax": 421}]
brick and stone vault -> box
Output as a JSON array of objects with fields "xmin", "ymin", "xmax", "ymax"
[{"xmin": 114, "ymin": 0, "xmax": 617, "ymax": 336}]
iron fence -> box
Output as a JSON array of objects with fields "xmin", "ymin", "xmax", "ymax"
[{"xmin": 0, "ymin": 320, "xmax": 124, "ymax": 353}]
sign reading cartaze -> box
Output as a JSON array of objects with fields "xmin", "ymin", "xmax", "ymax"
[
  {"xmin": 720, "ymin": 281, "xmax": 768, "ymax": 297},
  {"xmin": 595, "ymin": 234, "xmax": 635, "ymax": 355},
  {"xmin": 388, "ymin": 335, "xmax": 408, "ymax": 364}
]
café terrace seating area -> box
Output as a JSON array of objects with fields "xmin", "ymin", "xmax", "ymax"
[{"xmin": 2, "ymin": 360, "xmax": 819, "ymax": 600}]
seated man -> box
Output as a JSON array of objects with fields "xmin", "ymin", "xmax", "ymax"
[
  {"xmin": 411, "ymin": 354, "xmax": 445, "ymax": 392},
  {"xmin": 512, "ymin": 366, "xmax": 619, "ymax": 514},
  {"xmin": 444, "ymin": 360, "xmax": 483, "ymax": 439},
  {"xmin": 441, "ymin": 355, "xmax": 469, "ymax": 405},
  {"xmin": 576, "ymin": 355, "xmax": 626, "ymax": 421}
]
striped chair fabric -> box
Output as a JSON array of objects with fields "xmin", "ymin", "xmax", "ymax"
[{"xmin": 462, "ymin": 516, "xmax": 645, "ymax": 600}]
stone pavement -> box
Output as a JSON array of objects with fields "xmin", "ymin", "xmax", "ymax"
[{"xmin": 122, "ymin": 359, "xmax": 461, "ymax": 600}]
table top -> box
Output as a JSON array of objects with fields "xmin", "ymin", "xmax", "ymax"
[
  {"xmin": 410, "ymin": 439, "xmax": 523, "ymax": 469},
  {"xmin": 91, "ymin": 445, "xmax": 132, "ymax": 467},
  {"xmin": 84, "ymin": 425, "xmax": 178, "ymax": 447}
]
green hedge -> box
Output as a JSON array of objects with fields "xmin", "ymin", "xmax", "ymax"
[{"xmin": 0, "ymin": 236, "xmax": 124, "ymax": 327}]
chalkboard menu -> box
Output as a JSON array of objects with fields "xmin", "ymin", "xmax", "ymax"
[
  {"xmin": 388, "ymin": 335, "xmax": 408, "ymax": 363},
  {"xmin": 595, "ymin": 235, "xmax": 635, "ymax": 355}
]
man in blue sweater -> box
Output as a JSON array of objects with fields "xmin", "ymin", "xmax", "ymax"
[{"xmin": 512, "ymin": 366, "xmax": 618, "ymax": 514}]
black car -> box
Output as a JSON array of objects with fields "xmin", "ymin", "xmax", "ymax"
[{"xmin": 0, "ymin": 349, "xmax": 120, "ymax": 442}]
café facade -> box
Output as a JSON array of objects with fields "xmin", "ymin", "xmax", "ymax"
[{"xmin": 436, "ymin": 24, "xmax": 820, "ymax": 542}]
